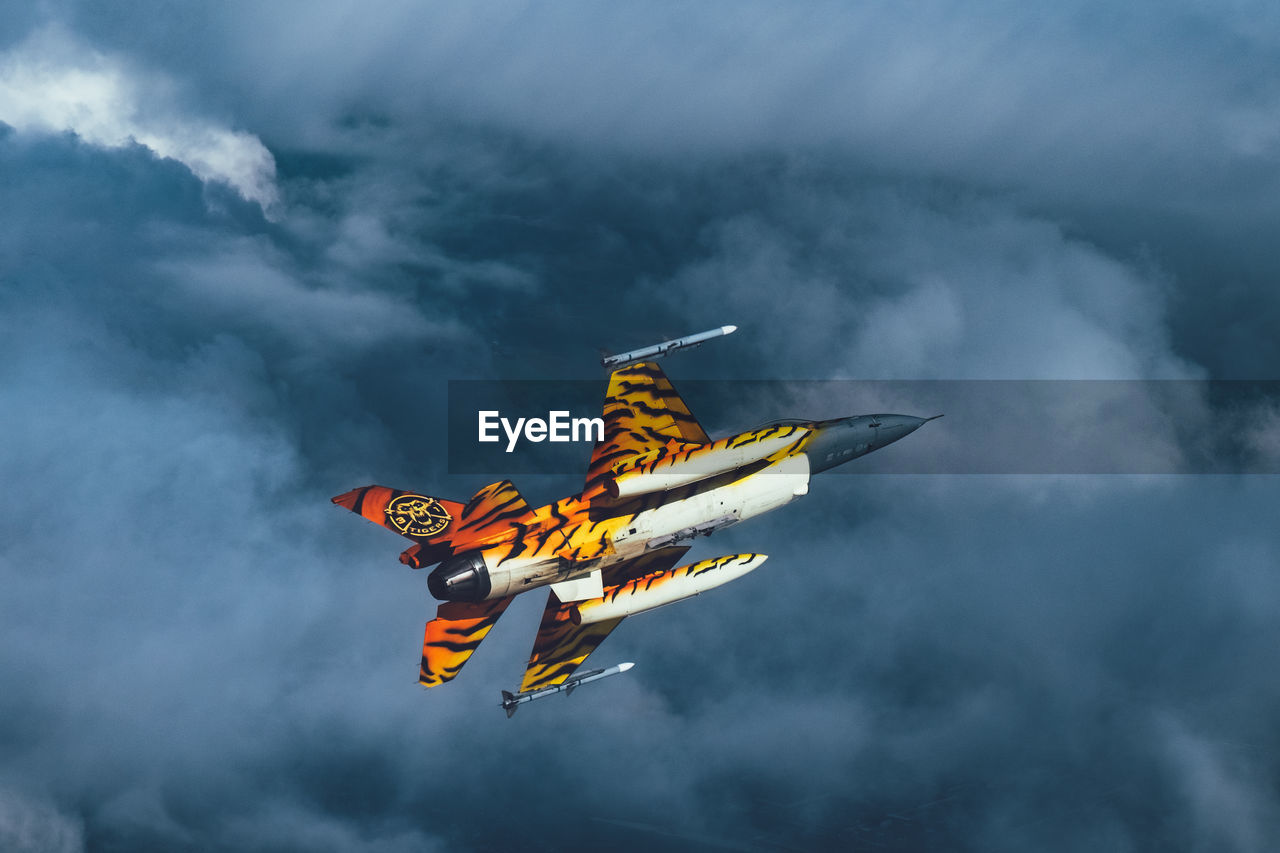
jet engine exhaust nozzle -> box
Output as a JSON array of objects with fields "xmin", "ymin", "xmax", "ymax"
[{"xmin": 427, "ymin": 551, "xmax": 492, "ymax": 602}]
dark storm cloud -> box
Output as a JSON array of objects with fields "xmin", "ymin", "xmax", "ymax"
[
  {"xmin": 110, "ymin": 0, "xmax": 1271, "ymax": 378},
  {"xmin": 36, "ymin": 0, "xmax": 1280, "ymax": 375},
  {"xmin": 3, "ymin": 3, "xmax": 1280, "ymax": 852},
  {"xmin": 43, "ymin": 2, "xmax": 1280, "ymax": 206}
]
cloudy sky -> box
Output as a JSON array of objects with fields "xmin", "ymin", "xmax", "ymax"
[{"xmin": 3, "ymin": 3, "xmax": 1279, "ymax": 851}]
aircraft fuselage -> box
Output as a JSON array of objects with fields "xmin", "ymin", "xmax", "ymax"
[{"xmin": 427, "ymin": 414, "xmax": 929, "ymax": 602}]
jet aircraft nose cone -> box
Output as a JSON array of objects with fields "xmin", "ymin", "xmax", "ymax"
[
  {"xmin": 807, "ymin": 413, "xmax": 940, "ymax": 473},
  {"xmin": 870, "ymin": 414, "xmax": 937, "ymax": 448},
  {"xmin": 878, "ymin": 414, "xmax": 924, "ymax": 432}
]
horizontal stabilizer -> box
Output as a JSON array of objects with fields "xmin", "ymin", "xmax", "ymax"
[{"xmin": 420, "ymin": 596, "xmax": 514, "ymax": 687}]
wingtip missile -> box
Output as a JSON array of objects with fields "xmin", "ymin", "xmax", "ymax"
[
  {"xmin": 499, "ymin": 662, "xmax": 636, "ymax": 716},
  {"xmin": 601, "ymin": 325, "xmax": 737, "ymax": 369}
]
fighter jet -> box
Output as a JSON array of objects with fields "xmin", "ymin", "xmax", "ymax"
[{"xmin": 333, "ymin": 327, "xmax": 936, "ymax": 712}]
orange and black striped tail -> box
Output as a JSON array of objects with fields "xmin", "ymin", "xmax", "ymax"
[{"xmin": 331, "ymin": 485, "xmax": 465, "ymax": 543}]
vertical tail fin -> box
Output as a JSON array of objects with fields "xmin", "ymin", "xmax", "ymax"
[
  {"xmin": 332, "ymin": 480, "xmax": 535, "ymax": 568},
  {"xmin": 332, "ymin": 486, "xmax": 463, "ymax": 543}
]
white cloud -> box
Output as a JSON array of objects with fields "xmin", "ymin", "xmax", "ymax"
[{"xmin": 0, "ymin": 27, "xmax": 278, "ymax": 211}]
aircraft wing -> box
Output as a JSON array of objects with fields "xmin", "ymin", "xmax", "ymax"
[
  {"xmin": 519, "ymin": 601, "xmax": 622, "ymax": 693},
  {"xmin": 519, "ymin": 547, "xmax": 689, "ymax": 691},
  {"xmin": 584, "ymin": 361, "xmax": 710, "ymax": 492}
]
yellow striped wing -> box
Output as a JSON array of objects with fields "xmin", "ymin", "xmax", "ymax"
[{"xmin": 584, "ymin": 361, "xmax": 709, "ymax": 493}]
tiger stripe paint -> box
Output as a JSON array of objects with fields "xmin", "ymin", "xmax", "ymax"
[
  {"xmin": 605, "ymin": 424, "xmax": 810, "ymax": 498},
  {"xmin": 419, "ymin": 597, "xmax": 515, "ymax": 687},
  {"xmin": 516, "ymin": 546, "xmax": 692, "ymax": 691},
  {"xmin": 333, "ymin": 349, "xmax": 936, "ymax": 698},
  {"xmin": 572, "ymin": 553, "xmax": 768, "ymax": 625},
  {"xmin": 335, "ymin": 396, "xmax": 810, "ymax": 687},
  {"xmin": 517, "ymin": 553, "xmax": 766, "ymax": 691},
  {"xmin": 600, "ymin": 545, "xmax": 690, "ymax": 587},
  {"xmin": 583, "ymin": 362, "xmax": 711, "ymax": 494},
  {"xmin": 458, "ymin": 480, "xmax": 532, "ymax": 536},
  {"xmin": 520, "ymin": 596, "xmax": 623, "ymax": 692},
  {"xmin": 331, "ymin": 485, "xmax": 465, "ymax": 543}
]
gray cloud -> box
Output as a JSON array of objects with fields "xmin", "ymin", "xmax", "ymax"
[
  {"xmin": 45, "ymin": 2, "xmax": 1280, "ymax": 210},
  {"xmin": 0, "ymin": 790, "xmax": 83, "ymax": 853},
  {"xmin": 651, "ymin": 181, "xmax": 1197, "ymax": 380}
]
